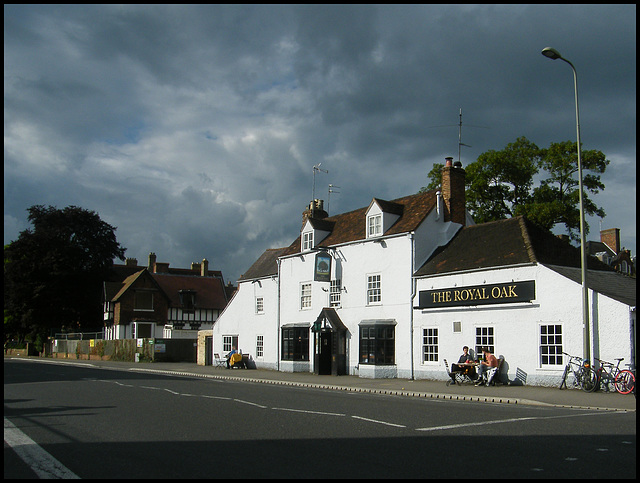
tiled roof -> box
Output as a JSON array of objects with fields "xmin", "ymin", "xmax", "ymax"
[
  {"xmin": 545, "ymin": 265, "xmax": 636, "ymax": 306},
  {"xmin": 110, "ymin": 270, "xmax": 151, "ymax": 301},
  {"xmin": 415, "ymin": 216, "xmax": 617, "ymax": 276},
  {"xmin": 151, "ymin": 272, "xmax": 228, "ymax": 309},
  {"xmin": 290, "ymin": 190, "xmax": 437, "ymax": 253},
  {"xmin": 239, "ymin": 247, "xmax": 290, "ymax": 281},
  {"xmin": 241, "ymin": 190, "xmax": 438, "ymax": 280},
  {"xmin": 106, "ymin": 268, "xmax": 228, "ymax": 310}
]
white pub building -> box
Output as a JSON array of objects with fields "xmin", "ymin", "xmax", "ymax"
[{"xmin": 212, "ymin": 159, "xmax": 636, "ymax": 386}]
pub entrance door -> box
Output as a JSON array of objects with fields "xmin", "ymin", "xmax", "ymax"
[
  {"xmin": 318, "ymin": 331, "xmax": 332, "ymax": 375},
  {"xmin": 313, "ymin": 308, "xmax": 348, "ymax": 376}
]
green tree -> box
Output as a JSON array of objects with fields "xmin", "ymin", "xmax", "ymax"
[
  {"xmin": 518, "ymin": 141, "xmax": 609, "ymax": 240},
  {"xmin": 464, "ymin": 136, "xmax": 541, "ymax": 224},
  {"xmin": 422, "ymin": 137, "xmax": 609, "ymax": 241},
  {"xmin": 4, "ymin": 205, "xmax": 126, "ymax": 348}
]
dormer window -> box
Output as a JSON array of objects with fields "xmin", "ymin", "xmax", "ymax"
[
  {"xmin": 366, "ymin": 198, "xmax": 402, "ymax": 239},
  {"xmin": 301, "ymin": 218, "xmax": 334, "ymax": 252},
  {"xmin": 302, "ymin": 231, "xmax": 314, "ymax": 251},
  {"xmin": 368, "ymin": 214, "xmax": 382, "ymax": 237},
  {"xmin": 179, "ymin": 290, "xmax": 196, "ymax": 312}
]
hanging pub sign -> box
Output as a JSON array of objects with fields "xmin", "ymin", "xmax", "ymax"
[
  {"xmin": 418, "ymin": 280, "xmax": 535, "ymax": 308},
  {"xmin": 314, "ymin": 251, "xmax": 332, "ymax": 282}
]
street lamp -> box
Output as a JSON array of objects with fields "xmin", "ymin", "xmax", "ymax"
[{"xmin": 541, "ymin": 47, "xmax": 590, "ymax": 361}]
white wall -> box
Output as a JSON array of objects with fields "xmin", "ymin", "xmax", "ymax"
[
  {"xmin": 212, "ymin": 276, "xmax": 279, "ymax": 369},
  {"xmin": 413, "ymin": 265, "xmax": 634, "ymax": 386},
  {"xmin": 278, "ymin": 234, "xmax": 415, "ymax": 375}
]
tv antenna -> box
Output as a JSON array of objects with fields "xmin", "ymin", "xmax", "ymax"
[
  {"xmin": 312, "ymin": 163, "xmax": 328, "ymax": 203},
  {"xmin": 427, "ymin": 109, "xmax": 489, "ymax": 165},
  {"xmin": 327, "ymin": 184, "xmax": 341, "ymax": 215}
]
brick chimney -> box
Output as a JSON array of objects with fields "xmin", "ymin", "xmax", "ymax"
[
  {"xmin": 201, "ymin": 258, "xmax": 209, "ymax": 277},
  {"xmin": 148, "ymin": 252, "xmax": 157, "ymax": 272},
  {"xmin": 155, "ymin": 262, "xmax": 170, "ymax": 273},
  {"xmin": 302, "ymin": 199, "xmax": 328, "ymax": 228},
  {"xmin": 600, "ymin": 228, "xmax": 620, "ymax": 254},
  {"xmin": 125, "ymin": 258, "xmax": 138, "ymax": 267},
  {"xmin": 441, "ymin": 157, "xmax": 466, "ymax": 226}
]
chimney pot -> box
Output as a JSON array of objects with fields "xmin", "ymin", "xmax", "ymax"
[{"xmin": 445, "ymin": 157, "xmax": 453, "ymax": 167}]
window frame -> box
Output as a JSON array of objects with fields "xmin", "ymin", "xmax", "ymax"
[
  {"xmin": 302, "ymin": 231, "xmax": 314, "ymax": 251},
  {"xmin": 422, "ymin": 327, "xmax": 439, "ymax": 363},
  {"xmin": 255, "ymin": 296, "xmax": 264, "ymax": 314},
  {"xmin": 330, "ymin": 279, "xmax": 342, "ymax": 308},
  {"xmin": 300, "ymin": 282, "xmax": 312, "ymax": 310},
  {"xmin": 223, "ymin": 335, "xmax": 238, "ymax": 354},
  {"xmin": 134, "ymin": 290, "xmax": 154, "ymax": 311},
  {"xmin": 366, "ymin": 274, "xmax": 382, "ymax": 305},
  {"xmin": 474, "ymin": 326, "xmax": 495, "ymax": 355},
  {"xmin": 359, "ymin": 324, "xmax": 395, "ymax": 365},
  {"xmin": 367, "ymin": 214, "xmax": 382, "ymax": 238},
  {"xmin": 539, "ymin": 323, "xmax": 563, "ymax": 367},
  {"xmin": 281, "ymin": 327, "xmax": 309, "ymax": 361},
  {"xmin": 256, "ymin": 335, "xmax": 264, "ymax": 358}
]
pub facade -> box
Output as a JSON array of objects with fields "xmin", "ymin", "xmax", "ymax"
[
  {"xmin": 412, "ymin": 217, "xmax": 636, "ymax": 386},
  {"xmin": 211, "ymin": 161, "xmax": 636, "ymax": 386}
]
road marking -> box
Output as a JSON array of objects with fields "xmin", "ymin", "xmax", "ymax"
[
  {"xmin": 4, "ymin": 417, "xmax": 80, "ymax": 479},
  {"xmin": 351, "ymin": 415, "xmax": 406, "ymax": 428},
  {"xmin": 234, "ymin": 399, "xmax": 268, "ymax": 409},
  {"xmin": 415, "ymin": 411, "xmax": 621, "ymax": 432},
  {"xmin": 273, "ymin": 408, "xmax": 346, "ymax": 417},
  {"xmin": 201, "ymin": 395, "xmax": 232, "ymax": 401}
]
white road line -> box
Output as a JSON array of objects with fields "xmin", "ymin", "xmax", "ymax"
[
  {"xmin": 351, "ymin": 415, "xmax": 406, "ymax": 428},
  {"xmin": 233, "ymin": 399, "xmax": 268, "ymax": 409},
  {"xmin": 4, "ymin": 417, "xmax": 80, "ymax": 479},
  {"xmin": 416, "ymin": 411, "xmax": 621, "ymax": 432},
  {"xmin": 201, "ymin": 395, "xmax": 232, "ymax": 401},
  {"xmin": 272, "ymin": 408, "xmax": 346, "ymax": 417}
]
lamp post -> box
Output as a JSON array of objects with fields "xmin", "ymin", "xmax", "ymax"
[{"xmin": 541, "ymin": 47, "xmax": 590, "ymax": 361}]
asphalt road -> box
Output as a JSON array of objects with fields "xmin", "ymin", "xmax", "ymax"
[{"xmin": 4, "ymin": 358, "xmax": 636, "ymax": 478}]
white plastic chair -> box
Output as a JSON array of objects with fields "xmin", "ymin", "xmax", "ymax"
[{"xmin": 214, "ymin": 353, "xmax": 227, "ymax": 368}]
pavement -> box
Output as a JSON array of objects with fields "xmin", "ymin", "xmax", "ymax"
[{"xmin": 7, "ymin": 356, "xmax": 635, "ymax": 412}]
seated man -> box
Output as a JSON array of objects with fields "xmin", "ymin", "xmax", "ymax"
[
  {"xmin": 475, "ymin": 347, "xmax": 498, "ymax": 386},
  {"xmin": 450, "ymin": 346, "xmax": 476, "ymax": 383}
]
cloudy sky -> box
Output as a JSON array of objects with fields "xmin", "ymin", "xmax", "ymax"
[{"xmin": 4, "ymin": 4, "xmax": 636, "ymax": 283}]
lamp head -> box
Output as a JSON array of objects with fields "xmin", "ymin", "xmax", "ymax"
[{"xmin": 541, "ymin": 47, "xmax": 562, "ymax": 60}]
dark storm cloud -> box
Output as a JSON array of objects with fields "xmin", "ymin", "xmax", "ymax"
[{"xmin": 4, "ymin": 4, "xmax": 635, "ymax": 282}]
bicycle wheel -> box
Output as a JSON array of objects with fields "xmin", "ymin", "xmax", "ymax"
[
  {"xmin": 581, "ymin": 367, "xmax": 599, "ymax": 392},
  {"xmin": 614, "ymin": 370, "xmax": 635, "ymax": 395}
]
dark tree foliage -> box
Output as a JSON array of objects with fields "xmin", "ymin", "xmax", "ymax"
[
  {"xmin": 420, "ymin": 137, "xmax": 609, "ymax": 241},
  {"xmin": 4, "ymin": 205, "xmax": 126, "ymax": 346}
]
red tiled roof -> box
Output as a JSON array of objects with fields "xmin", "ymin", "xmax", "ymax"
[
  {"xmin": 242, "ymin": 190, "xmax": 438, "ymax": 280},
  {"xmin": 150, "ymin": 272, "xmax": 228, "ymax": 310}
]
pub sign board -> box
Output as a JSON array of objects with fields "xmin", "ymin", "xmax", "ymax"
[
  {"xmin": 418, "ymin": 280, "xmax": 535, "ymax": 309},
  {"xmin": 314, "ymin": 251, "xmax": 332, "ymax": 282}
]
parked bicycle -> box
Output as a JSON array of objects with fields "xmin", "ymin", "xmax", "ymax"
[
  {"xmin": 589, "ymin": 357, "xmax": 636, "ymax": 395},
  {"xmin": 559, "ymin": 352, "xmax": 598, "ymax": 392}
]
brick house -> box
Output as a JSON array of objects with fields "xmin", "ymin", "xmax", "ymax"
[
  {"xmin": 587, "ymin": 227, "xmax": 636, "ymax": 277},
  {"xmin": 103, "ymin": 253, "xmax": 230, "ymax": 340}
]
